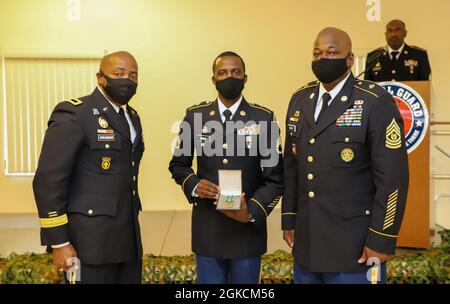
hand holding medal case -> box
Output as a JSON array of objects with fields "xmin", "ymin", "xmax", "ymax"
[{"xmin": 216, "ymin": 170, "xmax": 242, "ymax": 210}]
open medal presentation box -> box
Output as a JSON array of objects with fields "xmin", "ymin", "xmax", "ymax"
[{"xmin": 216, "ymin": 170, "xmax": 242, "ymax": 211}]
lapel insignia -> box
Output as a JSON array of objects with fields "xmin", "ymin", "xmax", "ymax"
[
  {"xmin": 98, "ymin": 117, "xmax": 109, "ymax": 129},
  {"xmin": 310, "ymin": 93, "xmax": 315, "ymax": 100},
  {"xmin": 287, "ymin": 124, "xmax": 297, "ymax": 133},
  {"xmin": 386, "ymin": 118, "xmax": 402, "ymax": 149},
  {"xmin": 93, "ymin": 108, "xmax": 100, "ymax": 115},
  {"xmin": 101, "ymin": 157, "xmax": 111, "ymax": 170},
  {"xmin": 294, "ymin": 110, "xmax": 300, "ymax": 117},
  {"xmin": 341, "ymin": 96, "xmax": 348, "ymax": 102},
  {"xmin": 210, "ymin": 110, "xmax": 215, "ymax": 117},
  {"xmin": 102, "ymin": 107, "xmax": 109, "ymax": 112},
  {"xmin": 240, "ymin": 110, "xmax": 246, "ymax": 117},
  {"xmin": 341, "ymin": 148, "xmax": 354, "ymax": 162}
]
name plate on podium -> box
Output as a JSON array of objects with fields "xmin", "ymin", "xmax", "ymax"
[{"xmin": 216, "ymin": 170, "xmax": 242, "ymax": 210}]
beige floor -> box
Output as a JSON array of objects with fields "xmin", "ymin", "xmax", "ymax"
[{"xmin": 0, "ymin": 210, "xmax": 291, "ymax": 257}]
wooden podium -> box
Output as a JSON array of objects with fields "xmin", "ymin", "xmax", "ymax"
[{"xmin": 394, "ymin": 81, "xmax": 431, "ymax": 249}]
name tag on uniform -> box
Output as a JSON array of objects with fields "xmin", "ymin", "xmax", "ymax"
[{"xmin": 98, "ymin": 134, "xmax": 116, "ymax": 142}]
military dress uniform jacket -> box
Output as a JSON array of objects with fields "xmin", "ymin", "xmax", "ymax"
[
  {"xmin": 282, "ymin": 75, "xmax": 409, "ymax": 272},
  {"xmin": 169, "ymin": 98, "xmax": 284, "ymax": 259},
  {"xmin": 33, "ymin": 88, "xmax": 144, "ymax": 265},
  {"xmin": 364, "ymin": 44, "xmax": 431, "ymax": 82}
]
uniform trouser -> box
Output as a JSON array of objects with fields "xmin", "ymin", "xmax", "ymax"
[
  {"xmin": 294, "ymin": 262, "xmax": 387, "ymax": 284},
  {"xmin": 196, "ymin": 255, "xmax": 261, "ymax": 284},
  {"xmin": 65, "ymin": 259, "xmax": 142, "ymax": 284}
]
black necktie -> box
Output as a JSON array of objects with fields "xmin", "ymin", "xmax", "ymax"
[
  {"xmin": 316, "ymin": 92, "xmax": 331, "ymax": 123},
  {"xmin": 223, "ymin": 109, "xmax": 233, "ymax": 122},
  {"xmin": 119, "ymin": 107, "xmax": 131, "ymax": 139},
  {"xmin": 391, "ymin": 51, "xmax": 399, "ymax": 63}
]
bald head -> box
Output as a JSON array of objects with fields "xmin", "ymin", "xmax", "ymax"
[
  {"xmin": 314, "ymin": 27, "xmax": 352, "ymax": 55},
  {"xmin": 385, "ymin": 19, "xmax": 407, "ymax": 50},
  {"xmin": 99, "ymin": 51, "xmax": 138, "ymax": 73},
  {"xmin": 386, "ymin": 19, "xmax": 406, "ymax": 31},
  {"xmin": 312, "ymin": 27, "xmax": 354, "ymax": 86},
  {"xmin": 97, "ymin": 51, "xmax": 139, "ymax": 86}
]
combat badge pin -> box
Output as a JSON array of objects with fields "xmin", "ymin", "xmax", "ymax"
[{"xmin": 98, "ymin": 117, "xmax": 109, "ymax": 129}]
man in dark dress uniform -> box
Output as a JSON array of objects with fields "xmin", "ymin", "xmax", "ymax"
[
  {"xmin": 33, "ymin": 51, "xmax": 144, "ymax": 284},
  {"xmin": 364, "ymin": 19, "xmax": 431, "ymax": 81},
  {"xmin": 169, "ymin": 51, "xmax": 283, "ymax": 284},
  {"xmin": 283, "ymin": 28, "xmax": 409, "ymax": 284}
]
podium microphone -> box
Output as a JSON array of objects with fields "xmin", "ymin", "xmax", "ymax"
[{"xmin": 356, "ymin": 47, "xmax": 386, "ymax": 79}]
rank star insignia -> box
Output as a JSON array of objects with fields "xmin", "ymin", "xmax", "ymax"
[
  {"xmin": 386, "ymin": 118, "xmax": 402, "ymax": 149},
  {"xmin": 341, "ymin": 148, "xmax": 354, "ymax": 162},
  {"xmin": 101, "ymin": 157, "xmax": 111, "ymax": 170},
  {"xmin": 98, "ymin": 117, "xmax": 109, "ymax": 129}
]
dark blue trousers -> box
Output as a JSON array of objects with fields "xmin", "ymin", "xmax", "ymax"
[
  {"xmin": 196, "ymin": 255, "xmax": 261, "ymax": 284},
  {"xmin": 294, "ymin": 262, "xmax": 387, "ymax": 284}
]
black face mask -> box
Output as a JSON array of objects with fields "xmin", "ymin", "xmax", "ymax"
[
  {"xmin": 100, "ymin": 72, "xmax": 137, "ymax": 105},
  {"xmin": 215, "ymin": 77, "xmax": 245, "ymax": 100},
  {"xmin": 311, "ymin": 55, "xmax": 350, "ymax": 84}
]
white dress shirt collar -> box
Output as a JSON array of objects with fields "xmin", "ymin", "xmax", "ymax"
[
  {"xmin": 387, "ymin": 43, "xmax": 405, "ymax": 60},
  {"xmin": 217, "ymin": 95, "xmax": 243, "ymax": 122},
  {"xmin": 314, "ymin": 73, "xmax": 352, "ymax": 122},
  {"xmin": 318, "ymin": 72, "xmax": 351, "ymax": 103},
  {"xmin": 98, "ymin": 85, "xmax": 128, "ymax": 114}
]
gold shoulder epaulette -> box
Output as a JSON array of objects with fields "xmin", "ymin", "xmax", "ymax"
[
  {"xmin": 187, "ymin": 101, "xmax": 212, "ymax": 111},
  {"xmin": 65, "ymin": 98, "xmax": 83, "ymax": 106},
  {"xmin": 248, "ymin": 103, "xmax": 272, "ymax": 114},
  {"xmin": 294, "ymin": 81, "xmax": 319, "ymax": 94},
  {"xmin": 353, "ymin": 80, "xmax": 380, "ymax": 98}
]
